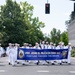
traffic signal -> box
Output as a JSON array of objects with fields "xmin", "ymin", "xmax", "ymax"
[{"xmin": 45, "ymin": 3, "xmax": 50, "ymax": 14}]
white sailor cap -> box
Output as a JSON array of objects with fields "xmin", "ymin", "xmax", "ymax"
[
  {"xmin": 0, "ymin": 43, "xmax": 1, "ymax": 45},
  {"xmin": 59, "ymin": 42, "xmax": 62, "ymax": 45},
  {"xmin": 12, "ymin": 44, "xmax": 14, "ymax": 46},
  {"xmin": 15, "ymin": 43, "xmax": 18, "ymax": 46},
  {"xmin": 36, "ymin": 42, "xmax": 39, "ymax": 45},
  {"xmin": 62, "ymin": 42, "xmax": 64, "ymax": 45},
  {"xmin": 23, "ymin": 43, "xmax": 27, "ymax": 45},
  {"xmin": 50, "ymin": 42, "xmax": 53, "ymax": 45},
  {"xmin": 68, "ymin": 43, "xmax": 71, "ymax": 45},
  {"xmin": 9, "ymin": 43, "xmax": 12, "ymax": 46},
  {"xmin": 42, "ymin": 41, "xmax": 45, "ymax": 43},
  {"xmin": 54, "ymin": 43, "xmax": 56, "ymax": 46},
  {"xmin": 46, "ymin": 42, "xmax": 48, "ymax": 44}
]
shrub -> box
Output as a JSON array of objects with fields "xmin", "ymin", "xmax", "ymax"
[{"xmin": 71, "ymin": 49, "xmax": 75, "ymax": 57}]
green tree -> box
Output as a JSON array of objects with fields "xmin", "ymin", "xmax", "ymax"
[
  {"xmin": 50, "ymin": 28, "xmax": 61, "ymax": 44},
  {"xmin": 60, "ymin": 31, "xmax": 68, "ymax": 45},
  {"xmin": 0, "ymin": 0, "xmax": 27, "ymax": 46},
  {"xmin": 0, "ymin": 0, "xmax": 45, "ymax": 46},
  {"xmin": 44, "ymin": 33, "xmax": 51, "ymax": 43},
  {"xmin": 20, "ymin": 2, "xmax": 45, "ymax": 45}
]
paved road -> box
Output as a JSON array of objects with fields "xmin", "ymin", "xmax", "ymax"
[{"xmin": 0, "ymin": 57, "xmax": 75, "ymax": 75}]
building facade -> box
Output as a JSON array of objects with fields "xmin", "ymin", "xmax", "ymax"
[{"xmin": 68, "ymin": 20, "xmax": 75, "ymax": 46}]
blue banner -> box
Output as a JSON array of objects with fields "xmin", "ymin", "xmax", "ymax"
[{"xmin": 17, "ymin": 48, "xmax": 68, "ymax": 60}]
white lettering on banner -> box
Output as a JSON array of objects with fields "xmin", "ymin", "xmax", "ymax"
[
  {"xmin": 38, "ymin": 55, "xmax": 47, "ymax": 57},
  {"xmin": 25, "ymin": 52, "xmax": 30, "ymax": 54},
  {"xmin": 31, "ymin": 52, "xmax": 37, "ymax": 54},
  {"xmin": 41, "ymin": 52, "xmax": 51, "ymax": 54},
  {"xmin": 26, "ymin": 55, "xmax": 37, "ymax": 57},
  {"xmin": 48, "ymin": 55, "xmax": 59, "ymax": 57}
]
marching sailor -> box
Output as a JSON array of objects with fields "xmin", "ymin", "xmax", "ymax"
[
  {"xmin": 6, "ymin": 43, "xmax": 12, "ymax": 65},
  {"xmin": 40, "ymin": 41, "xmax": 49, "ymax": 65},
  {"xmin": 40, "ymin": 41, "xmax": 45, "ymax": 49},
  {"xmin": 56, "ymin": 42, "xmax": 63, "ymax": 65},
  {"xmin": 61, "ymin": 42, "xmax": 67, "ymax": 63},
  {"xmin": 45, "ymin": 42, "xmax": 49, "ymax": 49},
  {"xmin": 6, "ymin": 44, "xmax": 15, "ymax": 66},
  {"xmin": 48, "ymin": 42, "xmax": 55, "ymax": 65},
  {"xmin": 21, "ymin": 43, "xmax": 29, "ymax": 65},
  {"xmin": 0, "ymin": 43, "xmax": 5, "ymax": 57},
  {"xmin": 66, "ymin": 43, "xmax": 72, "ymax": 65},
  {"xmin": 14, "ymin": 43, "xmax": 20, "ymax": 64},
  {"xmin": 34, "ymin": 42, "xmax": 40, "ymax": 65},
  {"xmin": 14, "ymin": 43, "xmax": 18, "ymax": 62}
]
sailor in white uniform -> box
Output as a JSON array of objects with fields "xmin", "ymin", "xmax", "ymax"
[
  {"xmin": 21, "ymin": 43, "xmax": 29, "ymax": 65},
  {"xmin": 6, "ymin": 44, "xmax": 15, "ymax": 66},
  {"xmin": 40, "ymin": 41, "xmax": 45, "ymax": 49},
  {"xmin": 56, "ymin": 42, "xmax": 63, "ymax": 65},
  {"xmin": 6, "ymin": 43, "xmax": 12, "ymax": 65},
  {"xmin": 40, "ymin": 41, "xmax": 49, "ymax": 65},
  {"xmin": 48, "ymin": 42, "xmax": 55, "ymax": 65},
  {"xmin": 0, "ymin": 43, "xmax": 5, "ymax": 57},
  {"xmin": 14, "ymin": 43, "xmax": 18, "ymax": 62},
  {"xmin": 61, "ymin": 42, "xmax": 67, "ymax": 63},
  {"xmin": 34, "ymin": 42, "xmax": 40, "ymax": 65},
  {"xmin": 66, "ymin": 43, "xmax": 72, "ymax": 65}
]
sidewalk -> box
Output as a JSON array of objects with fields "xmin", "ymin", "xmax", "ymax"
[{"xmin": 71, "ymin": 57, "xmax": 75, "ymax": 59}]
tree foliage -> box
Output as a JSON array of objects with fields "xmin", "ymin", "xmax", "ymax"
[
  {"xmin": 50, "ymin": 28, "xmax": 68, "ymax": 45},
  {"xmin": 20, "ymin": 2, "xmax": 45, "ymax": 45},
  {"xmin": 0, "ymin": 0, "xmax": 68, "ymax": 46},
  {"xmin": 50, "ymin": 28, "xmax": 61, "ymax": 45},
  {"xmin": 60, "ymin": 31, "xmax": 68, "ymax": 45},
  {"xmin": 0, "ymin": 0, "xmax": 45, "ymax": 46}
]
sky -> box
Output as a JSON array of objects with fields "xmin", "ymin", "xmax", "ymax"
[{"xmin": 0, "ymin": 0, "xmax": 74, "ymax": 34}]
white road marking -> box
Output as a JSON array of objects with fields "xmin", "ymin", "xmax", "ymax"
[
  {"xmin": 0, "ymin": 70, "xmax": 5, "ymax": 72},
  {"xmin": 39, "ymin": 66, "xmax": 48, "ymax": 67},
  {"xmin": 37, "ymin": 70, "xmax": 49, "ymax": 73},
  {"xmin": 69, "ymin": 71, "xmax": 75, "ymax": 73}
]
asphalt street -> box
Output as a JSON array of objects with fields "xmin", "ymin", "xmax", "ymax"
[{"xmin": 0, "ymin": 57, "xmax": 75, "ymax": 75}]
